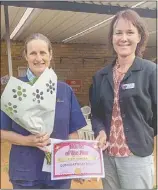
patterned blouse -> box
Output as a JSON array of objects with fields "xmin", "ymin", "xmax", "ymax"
[{"xmin": 108, "ymin": 62, "xmax": 132, "ymax": 157}]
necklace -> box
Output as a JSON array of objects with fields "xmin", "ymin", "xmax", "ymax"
[
  {"xmin": 115, "ymin": 59, "xmax": 132, "ymax": 74},
  {"xmin": 117, "ymin": 69, "xmax": 126, "ymax": 74},
  {"xmin": 113, "ymin": 60, "xmax": 125, "ymax": 85}
]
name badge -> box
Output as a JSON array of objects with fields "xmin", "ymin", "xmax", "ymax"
[
  {"xmin": 121, "ymin": 83, "xmax": 135, "ymax": 90},
  {"xmin": 57, "ymin": 98, "xmax": 64, "ymax": 103}
]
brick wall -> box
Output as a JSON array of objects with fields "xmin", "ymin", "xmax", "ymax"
[{"xmin": 1, "ymin": 41, "xmax": 114, "ymax": 105}]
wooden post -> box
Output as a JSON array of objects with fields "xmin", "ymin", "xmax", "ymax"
[{"xmin": 4, "ymin": 5, "xmax": 13, "ymax": 76}]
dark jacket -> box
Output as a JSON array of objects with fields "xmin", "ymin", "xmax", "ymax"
[{"xmin": 90, "ymin": 56, "xmax": 157, "ymax": 157}]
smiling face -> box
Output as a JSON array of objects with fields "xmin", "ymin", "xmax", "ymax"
[
  {"xmin": 112, "ymin": 18, "xmax": 141, "ymax": 58},
  {"xmin": 25, "ymin": 39, "xmax": 52, "ymax": 77}
]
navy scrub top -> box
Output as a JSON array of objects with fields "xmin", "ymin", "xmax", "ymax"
[{"xmin": 1, "ymin": 76, "xmax": 87, "ymax": 186}]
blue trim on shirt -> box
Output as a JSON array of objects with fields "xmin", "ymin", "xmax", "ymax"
[{"xmin": 26, "ymin": 68, "xmax": 36, "ymax": 82}]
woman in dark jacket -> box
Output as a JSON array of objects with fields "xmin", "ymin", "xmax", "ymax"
[{"xmin": 90, "ymin": 9, "xmax": 157, "ymax": 189}]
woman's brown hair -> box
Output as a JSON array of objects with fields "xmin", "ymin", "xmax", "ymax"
[
  {"xmin": 108, "ymin": 9, "xmax": 149, "ymax": 57},
  {"xmin": 23, "ymin": 33, "xmax": 53, "ymax": 55}
]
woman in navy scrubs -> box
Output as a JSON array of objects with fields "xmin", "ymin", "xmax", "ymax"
[{"xmin": 1, "ymin": 33, "xmax": 87, "ymax": 189}]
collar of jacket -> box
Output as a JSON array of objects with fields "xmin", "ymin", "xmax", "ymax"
[{"xmin": 100, "ymin": 56, "xmax": 143, "ymax": 75}]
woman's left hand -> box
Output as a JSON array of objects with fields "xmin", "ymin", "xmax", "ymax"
[{"xmin": 36, "ymin": 133, "xmax": 51, "ymax": 152}]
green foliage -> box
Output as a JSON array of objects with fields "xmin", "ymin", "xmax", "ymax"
[
  {"xmin": 153, "ymin": 184, "xmax": 157, "ymax": 189},
  {"xmin": 45, "ymin": 152, "xmax": 52, "ymax": 165},
  {"xmin": 27, "ymin": 77, "xmax": 38, "ymax": 85}
]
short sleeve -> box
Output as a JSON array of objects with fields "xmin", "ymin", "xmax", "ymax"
[
  {"xmin": 1, "ymin": 110, "xmax": 12, "ymax": 131},
  {"xmin": 69, "ymin": 89, "xmax": 87, "ymax": 134}
]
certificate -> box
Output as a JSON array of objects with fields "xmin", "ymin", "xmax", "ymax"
[{"xmin": 51, "ymin": 140, "xmax": 105, "ymax": 180}]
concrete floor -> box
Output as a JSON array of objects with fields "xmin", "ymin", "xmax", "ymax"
[
  {"xmin": 1, "ymin": 139, "xmax": 157, "ymax": 189},
  {"xmin": 1, "ymin": 142, "xmax": 102, "ymax": 189}
]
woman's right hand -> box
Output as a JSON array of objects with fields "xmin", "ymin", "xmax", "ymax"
[
  {"xmin": 96, "ymin": 130, "xmax": 108, "ymax": 151},
  {"xmin": 25, "ymin": 133, "xmax": 50, "ymax": 148}
]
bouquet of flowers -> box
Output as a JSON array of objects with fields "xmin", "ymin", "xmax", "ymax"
[{"xmin": 1, "ymin": 68, "xmax": 57, "ymax": 135}]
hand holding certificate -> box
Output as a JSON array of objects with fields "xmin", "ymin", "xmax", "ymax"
[{"xmin": 49, "ymin": 139, "xmax": 105, "ymax": 180}]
